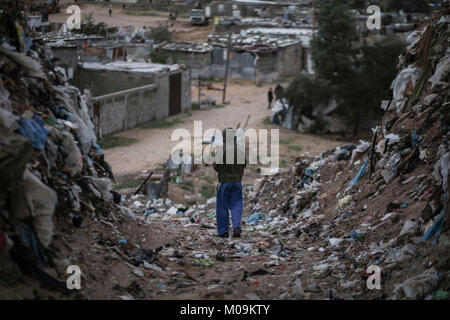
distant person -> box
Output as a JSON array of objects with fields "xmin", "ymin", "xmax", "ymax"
[
  {"xmin": 213, "ymin": 128, "xmax": 246, "ymax": 238},
  {"xmin": 122, "ymin": 3, "xmax": 126, "ymax": 10},
  {"xmin": 41, "ymin": 10, "xmax": 49, "ymax": 22},
  {"xmin": 274, "ymin": 83, "xmax": 284, "ymax": 101},
  {"xmin": 109, "ymin": 5, "xmax": 112, "ymax": 17},
  {"xmin": 267, "ymin": 87, "xmax": 274, "ymax": 109}
]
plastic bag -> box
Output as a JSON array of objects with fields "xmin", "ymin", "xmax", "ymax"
[
  {"xmin": 60, "ymin": 130, "xmax": 83, "ymax": 176},
  {"xmin": 90, "ymin": 177, "xmax": 113, "ymax": 201},
  {"xmin": 23, "ymin": 169, "xmax": 57, "ymax": 247},
  {"xmin": 18, "ymin": 116, "xmax": 48, "ymax": 150}
]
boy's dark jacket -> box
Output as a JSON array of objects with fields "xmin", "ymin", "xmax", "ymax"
[{"xmin": 213, "ymin": 136, "xmax": 246, "ymax": 183}]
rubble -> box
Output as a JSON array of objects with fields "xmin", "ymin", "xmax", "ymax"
[
  {"xmin": 0, "ymin": 3, "xmax": 131, "ymax": 298},
  {"xmin": 240, "ymin": 4, "xmax": 450, "ymax": 300},
  {"xmin": 392, "ymin": 268, "xmax": 441, "ymax": 300},
  {"xmin": 1, "ymin": 2, "xmax": 449, "ymax": 301}
]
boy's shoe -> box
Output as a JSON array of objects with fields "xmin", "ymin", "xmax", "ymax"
[
  {"xmin": 219, "ymin": 232, "xmax": 229, "ymax": 238},
  {"xmin": 232, "ymin": 228, "xmax": 241, "ymax": 238}
]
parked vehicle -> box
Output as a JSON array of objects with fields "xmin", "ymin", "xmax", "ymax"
[{"xmin": 190, "ymin": 9, "xmax": 208, "ymax": 26}]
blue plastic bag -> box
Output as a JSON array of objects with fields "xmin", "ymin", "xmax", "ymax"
[
  {"xmin": 18, "ymin": 115, "xmax": 48, "ymax": 150},
  {"xmin": 247, "ymin": 212, "xmax": 265, "ymax": 225},
  {"xmin": 347, "ymin": 157, "xmax": 369, "ymax": 190},
  {"xmin": 421, "ymin": 209, "xmax": 445, "ymax": 245}
]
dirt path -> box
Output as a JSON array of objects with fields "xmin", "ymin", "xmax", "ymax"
[{"xmin": 103, "ymin": 80, "xmax": 345, "ymax": 185}]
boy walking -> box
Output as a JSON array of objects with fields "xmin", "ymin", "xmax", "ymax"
[{"xmin": 213, "ymin": 128, "xmax": 246, "ymax": 238}]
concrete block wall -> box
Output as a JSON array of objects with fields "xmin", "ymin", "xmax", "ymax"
[
  {"xmin": 209, "ymin": 48, "xmax": 281, "ymax": 83},
  {"xmin": 154, "ymin": 72, "xmax": 169, "ymax": 120},
  {"xmin": 181, "ymin": 69, "xmax": 191, "ymax": 112},
  {"xmin": 207, "ymin": 44, "xmax": 304, "ymax": 82},
  {"xmin": 210, "ymin": 48, "xmax": 258, "ymax": 81},
  {"xmin": 276, "ymin": 44, "xmax": 303, "ymax": 78},
  {"xmin": 255, "ymin": 53, "xmax": 278, "ymax": 83},
  {"xmin": 80, "ymin": 67, "xmax": 191, "ymax": 136},
  {"xmin": 51, "ymin": 46, "xmax": 79, "ymax": 77},
  {"xmin": 93, "ymin": 84, "xmax": 158, "ymax": 136},
  {"xmin": 162, "ymin": 43, "xmax": 306, "ymax": 82},
  {"xmin": 72, "ymin": 69, "xmax": 155, "ymax": 97},
  {"xmin": 165, "ymin": 51, "xmax": 211, "ymax": 79}
]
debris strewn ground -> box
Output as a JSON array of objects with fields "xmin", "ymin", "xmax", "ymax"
[{"xmin": 1, "ymin": 2, "xmax": 449, "ymax": 301}]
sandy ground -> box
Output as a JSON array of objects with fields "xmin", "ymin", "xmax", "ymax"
[
  {"xmin": 103, "ymin": 79, "xmax": 346, "ymax": 185},
  {"xmin": 49, "ymin": 3, "xmax": 213, "ymax": 43}
]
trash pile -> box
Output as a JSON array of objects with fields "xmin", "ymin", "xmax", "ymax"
[
  {"xmin": 1, "ymin": 2, "xmax": 449, "ymax": 301},
  {"xmin": 0, "ymin": 4, "xmax": 134, "ymax": 298},
  {"xmin": 243, "ymin": 5, "xmax": 450, "ymax": 299}
]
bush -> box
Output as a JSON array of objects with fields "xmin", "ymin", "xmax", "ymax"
[
  {"xmin": 307, "ymin": 117, "xmax": 329, "ymax": 134},
  {"xmin": 285, "ymin": 74, "xmax": 332, "ymax": 119},
  {"xmin": 300, "ymin": 0, "xmax": 407, "ymax": 135},
  {"xmin": 381, "ymin": 0, "xmax": 431, "ymax": 13}
]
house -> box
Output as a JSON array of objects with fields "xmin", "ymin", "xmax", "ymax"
[{"xmin": 72, "ymin": 61, "xmax": 191, "ymax": 136}]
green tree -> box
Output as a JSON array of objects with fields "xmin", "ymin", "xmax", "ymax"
[
  {"xmin": 349, "ymin": 0, "xmax": 367, "ymax": 10},
  {"xmin": 382, "ymin": 0, "xmax": 431, "ymax": 13},
  {"xmin": 311, "ymin": 0, "xmax": 357, "ymax": 85},
  {"xmin": 285, "ymin": 75, "xmax": 332, "ymax": 119},
  {"xmin": 342, "ymin": 36, "xmax": 406, "ymax": 135},
  {"xmin": 288, "ymin": 0, "xmax": 406, "ymax": 136},
  {"xmin": 357, "ymin": 36, "xmax": 406, "ymax": 112}
]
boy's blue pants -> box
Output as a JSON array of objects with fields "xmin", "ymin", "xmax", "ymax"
[{"xmin": 216, "ymin": 182, "xmax": 243, "ymax": 236}]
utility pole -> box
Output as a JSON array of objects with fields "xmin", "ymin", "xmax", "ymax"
[
  {"xmin": 198, "ymin": 76, "xmax": 201, "ymax": 107},
  {"xmin": 222, "ymin": 22, "xmax": 233, "ymax": 105},
  {"xmin": 312, "ymin": 0, "xmax": 316, "ymax": 39}
]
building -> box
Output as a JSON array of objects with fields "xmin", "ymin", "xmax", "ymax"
[
  {"xmin": 207, "ymin": 31, "xmax": 311, "ymax": 82},
  {"xmin": 161, "ymin": 42, "xmax": 212, "ymax": 78},
  {"xmin": 72, "ymin": 61, "xmax": 191, "ymax": 136},
  {"xmin": 159, "ymin": 36, "xmax": 309, "ymax": 82},
  {"xmin": 38, "ymin": 32, "xmax": 105, "ymax": 80}
]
